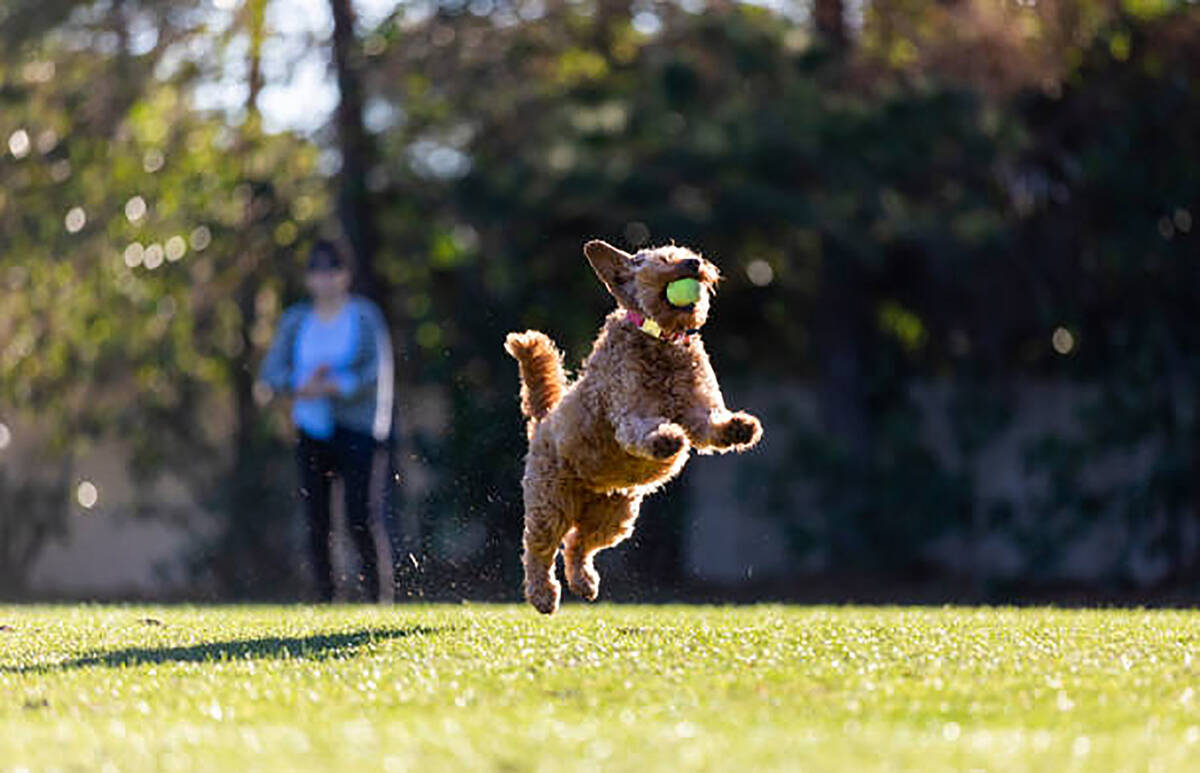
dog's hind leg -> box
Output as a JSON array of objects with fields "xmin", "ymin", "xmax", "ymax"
[
  {"xmin": 564, "ymin": 492, "xmax": 641, "ymax": 602},
  {"xmin": 521, "ymin": 475, "xmax": 576, "ymax": 615},
  {"xmin": 523, "ymin": 506, "xmax": 570, "ymax": 615}
]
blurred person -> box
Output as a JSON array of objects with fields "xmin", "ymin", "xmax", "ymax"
[{"xmin": 259, "ymin": 240, "xmax": 394, "ymax": 602}]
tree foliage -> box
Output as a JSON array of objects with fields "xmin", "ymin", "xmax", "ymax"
[
  {"xmin": 2, "ymin": 0, "xmax": 1199, "ymax": 597},
  {"xmin": 0, "ymin": 0, "xmax": 328, "ymax": 596}
]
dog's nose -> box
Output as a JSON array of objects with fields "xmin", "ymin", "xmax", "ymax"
[{"xmin": 683, "ymin": 258, "xmax": 700, "ymax": 273}]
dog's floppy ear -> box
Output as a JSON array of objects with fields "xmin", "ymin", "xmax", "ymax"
[{"xmin": 584, "ymin": 240, "xmax": 639, "ymax": 309}]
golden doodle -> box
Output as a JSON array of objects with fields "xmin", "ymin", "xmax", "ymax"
[{"xmin": 505, "ymin": 240, "xmax": 763, "ymax": 614}]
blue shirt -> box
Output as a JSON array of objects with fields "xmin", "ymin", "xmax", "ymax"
[
  {"xmin": 292, "ymin": 305, "xmax": 361, "ymax": 439},
  {"xmin": 259, "ymin": 295, "xmax": 394, "ymax": 442}
]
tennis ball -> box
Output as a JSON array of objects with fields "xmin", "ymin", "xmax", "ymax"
[{"xmin": 666, "ymin": 277, "xmax": 701, "ymax": 307}]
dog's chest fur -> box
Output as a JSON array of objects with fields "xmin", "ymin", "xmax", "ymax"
[{"xmin": 544, "ymin": 317, "xmax": 714, "ymax": 493}]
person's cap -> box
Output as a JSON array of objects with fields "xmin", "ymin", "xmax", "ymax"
[{"xmin": 307, "ymin": 241, "xmax": 347, "ymax": 271}]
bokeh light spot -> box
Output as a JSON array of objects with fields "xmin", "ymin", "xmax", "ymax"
[
  {"xmin": 0, "ymin": 421, "xmax": 11, "ymax": 450},
  {"xmin": 65, "ymin": 206, "xmax": 87, "ymax": 233},
  {"xmin": 76, "ymin": 480, "xmax": 99, "ymax": 509},
  {"xmin": 36, "ymin": 129, "xmax": 58, "ymax": 154},
  {"xmin": 21, "ymin": 60, "xmax": 55, "ymax": 83},
  {"xmin": 293, "ymin": 196, "xmax": 316, "ymax": 221},
  {"xmin": 50, "ymin": 159, "xmax": 72, "ymax": 182},
  {"xmin": 165, "ymin": 235, "xmax": 187, "ymax": 262},
  {"xmin": 190, "ymin": 226, "xmax": 212, "ymax": 251},
  {"xmin": 746, "ymin": 260, "xmax": 774, "ymax": 287},
  {"xmin": 274, "ymin": 221, "xmax": 298, "ymax": 246},
  {"xmin": 144, "ymin": 243, "xmax": 165, "ymax": 270},
  {"xmin": 143, "ymin": 149, "xmax": 165, "ymax": 173},
  {"xmin": 632, "ymin": 11, "xmax": 663, "ymax": 36},
  {"xmin": 7, "ymin": 129, "xmax": 30, "ymax": 158},
  {"xmin": 1052, "ymin": 326, "xmax": 1075, "ymax": 355},
  {"xmin": 125, "ymin": 196, "xmax": 148, "ymax": 223},
  {"xmin": 124, "ymin": 243, "xmax": 145, "ymax": 268}
]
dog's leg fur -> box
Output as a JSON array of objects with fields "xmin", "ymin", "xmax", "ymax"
[
  {"xmin": 614, "ymin": 414, "xmax": 690, "ymax": 460},
  {"xmin": 682, "ymin": 408, "xmax": 763, "ymax": 453},
  {"xmin": 520, "ymin": 470, "xmax": 575, "ymax": 615},
  {"xmin": 563, "ymin": 493, "xmax": 641, "ymax": 601},
  {"xmin": 522, "ymin": 508, "xmax": 570, "ymax": 615}
]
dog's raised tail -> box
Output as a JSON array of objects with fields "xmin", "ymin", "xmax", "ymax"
[{"xmin": 505, "ymin": 331, "xmax": 567, "ymax": 437}]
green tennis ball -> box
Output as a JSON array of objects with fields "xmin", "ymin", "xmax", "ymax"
[{"xmin": 666, "ymin": 277, "xmax": 701, "ymax": 307}]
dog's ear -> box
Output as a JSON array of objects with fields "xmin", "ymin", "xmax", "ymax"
[{"xmin": 584, "ymin": 240, "xmax": 639, "ymax": 309}]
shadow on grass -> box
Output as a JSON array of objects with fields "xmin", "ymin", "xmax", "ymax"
[{"xmin": 3, "ymin": 626, "xmax": 440, "ymax": 674}]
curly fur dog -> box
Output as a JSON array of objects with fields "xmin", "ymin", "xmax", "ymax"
[{"xmin": 505, "ymin": 240, "xmax": 763, "ymax": 614}]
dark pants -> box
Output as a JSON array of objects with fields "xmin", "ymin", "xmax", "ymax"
[{"xmin": 296, "ymin": 426, "xmax": 381, "ymax": 602}]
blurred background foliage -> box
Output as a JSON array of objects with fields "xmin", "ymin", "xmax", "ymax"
[{"xmin": 1, "ymin": 0, "xmax": 1199, "ymax": 600}]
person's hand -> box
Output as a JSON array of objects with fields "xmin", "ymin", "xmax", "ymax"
[
  {"xmin": 295, "ymin": 366, "xmax": 338, "ymax": 398},
  {"xmin": 294, "ymin": 377, "xmax": 324, "ymax": 399}
]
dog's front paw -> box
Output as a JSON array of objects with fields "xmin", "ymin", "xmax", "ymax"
[
  {"xmin": 718, "ymin": 412, "xmax": 763, "ymax": 449},
  {"xmin": 647, "ymin": 424, "xmax": 688, "ymax": 459}
]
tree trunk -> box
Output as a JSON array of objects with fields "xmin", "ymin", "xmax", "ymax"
[
  {"xmin": 246, "ymin": 0, "xmax": 266, "ymax": 116},
  {"xmin": 814, "ymin": 0, "xmax": 847, "ymax": 50},
  {"xmin": 329, "ymin": 0, "xmax": 410, "ymax": 594},
  {"xmin": 225, "ymin": 0, "xmax": 275, "ymax": 597},
  {"xmin": 329, "ymin": 0, "xmax": 382, "ymax": 306}
]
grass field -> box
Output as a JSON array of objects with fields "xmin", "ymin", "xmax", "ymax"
[{"xmin": 1, "ymin": 604, "xmax": 1197, "ymax": 772}]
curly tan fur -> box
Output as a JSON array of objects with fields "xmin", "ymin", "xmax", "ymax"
[
  {"xmin": 506, "ymin": 240, "xmax": 763, "ymax": 614},
  {"xmin": 504, "ymin": 331, "xmax": 567, "ymax": 439}
]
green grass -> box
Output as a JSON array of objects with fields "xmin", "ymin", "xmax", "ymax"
[{"xmin": 1, "ymin": 604, "xmax": 1197, "ymax": 771}]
